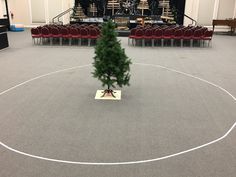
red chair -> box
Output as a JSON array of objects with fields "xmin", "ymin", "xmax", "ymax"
[
  {"xmin": 128, "ymin": 28, "xmax": 137, "ymax": 46},
  {"xmin": 80, "ymin": 28, "xmax": 89, "ymax": 46},
  {"xmin": 201, "ymin": 30, "xmax": 213, "ymax": 47},
  {"xmin": 143, "ymin": 29, "xmax": 153, "ymax": 47},
  {"xmin": 133, "ymin": 29, "xmax": 144, "ymax": 46},
  {"xmin": 94, "ymin": 27, "xmax": 101, "ymax": 36},
  {"xmin": 173, "ymin": 29, "xmax": 184, "ymax": 47},
  {"xmin": 61, "ymin": 27, "xmax": 72, "ymax": 45},
  {"xmin": 31, "ymin": 28, "xmax": 42, "ymax": 45},
  {"xmin": 192, "ymin": 29, "xmax": 203, "ymax": 47},
  {"xmin": 70, "ymin": 28, "xmax": 81, "ymax": 45},
  {"xmin": 183, "ymin": 29, "xmax": 193, "ymax": 47},
  {"xmin": 153, "ymin": 28, "xmax": 163, "ymax": 46},
  {"xmin": 88, "ymin": 28, "xmax": 99, "ymax": 46},
  {"xmin": 41, "ymin": 27, "xmax": 52, "ymax": 45},
  {"xmin": 163, "ymin": 28, "xmax": 174, "ymax": 46},
  {"xmin": 51, "ymin": 27, "xmax": 62, "ymax": 45},
  {"xmin": 151, "ymin": 27, "xmax": 159, "ymax": 34},
  {"xmin": 37, "ymin": 26, "xmax": 42, "ymax": 34}
]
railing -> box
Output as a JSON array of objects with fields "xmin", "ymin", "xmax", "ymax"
[
  {"xmin": 171, "ymin": 6, "xmax": 197, "ymax": 26},
  {"xmin": 52, "ymin": 8, "xmax": 74, "ymax": 24},
  {"xmin": 183, "ymin": 14, "xmax": 197, "ymax": 26}
]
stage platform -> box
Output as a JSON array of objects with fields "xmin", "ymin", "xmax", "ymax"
[
  {"xmin": 116, "ymin": 30, "xmax": 130, "ymax": 37},
  {"xmin": 0, "ymin": 25, "xmax": 9, "ymax": 50}
]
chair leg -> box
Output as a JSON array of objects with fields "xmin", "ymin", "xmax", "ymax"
[
  {"xmin": 156, "ymin": 39, "xmax": 159, "ymax": 46},
  {"xmin": 69, "ymin": 38, "xmax": 72, "ymax": 46},
  {"xmin": 152, "ymin": 39, "xmax": 154, "ymax": 47},
  {"xmin": 142, "ymin": 39, "xmax": 144, "ymax": 47},
  {"xmin": 81, "ymin": 39, "xmax": 83, "ymax": 46},
  {"xmin": 208, "ymin": 40, "xmax": 211, "ymax": 47},
  {"xmin": 161, "ymin": 39, "xmax": 164, "ymax": 47},
  {"xmin": 50, "ymin": 38, "xmax": 52, "ymax": 45},
  {"xmin": 88, "ymin": 39, "xmax": 91, "ymax": 46},
  {"xmin": 171, "ymin": 39, "xmax": 174, "ymax": 47},
  {"xmin": 59, "ymin": 38, "xmax": 62, "ymax": 46},
  {"xmin": 203, "ymin": 40, "xmax": 205, "ymax": 47},
  {"xmin": 190, "ymin": 39, "xmax": 193, "ymax": 47}
]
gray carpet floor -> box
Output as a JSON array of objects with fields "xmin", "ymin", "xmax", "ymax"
[{"xmin": 0, "ymin": 29, "xmax": 236, "ymax": 177}]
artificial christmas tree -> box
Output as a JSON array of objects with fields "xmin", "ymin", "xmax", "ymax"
[{"xmin": 93, "ymin": 20, "xmax": 131, "ymax": 98}]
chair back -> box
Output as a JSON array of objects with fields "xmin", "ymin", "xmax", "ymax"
[
  {"xmin": 80, "ymin": 28, "xmax": 89, "ymax": 36},
  {"xmin": 94, "ymin": 27, "xmax": 100, "ymax": 35},
  {"xmin": 61, "ymin": 28, "xmax": 69, "ymax": 35},
  {"xmin": 130, "ymin": 28, "xmax": 137, "ymax": 36},
  {"xmin": 163, "ymin": 29, "xmax": 173, "ymax": 36},
  {"xmin": 90, "ymin": 28, "xmax": 98, "ymax": 36},
  {"xmin": 70, "ymin": 28, "xmax": 79, "ymax": 36},
  {"xmin": 37, "ymin": 26, "xmax": 42, "ymax": 33},
  {"xmin": 174, "ymin": 29, "xmax": 183, "ymax": 37},
  {"xmin": 201, "ymin": 27, "xmax": 208, "ymax": 33},
  {"xmin": 154, "ymin": 29, "xmax": 163, "ymax": 37},
  {"xmin": 31, "ymin": 28, "xmax": 40, "ymax": 35},
  {"xmin": 184, "ymin": 29, "xmax": 193, "ymax": 37},
  {"xmin": 144, "ymin": 29, "xmax": 152, "ymax": 36},
  {"xmin": 51, "ymin": 27, "xmax": 59, "ymax": 35},
  {"xmin": 193, "ymin": 29, "xmax": 203, "ymax": 37},
  {"xmin": 204, "ymin": 30, "xmax": 213, "ymax": 38},
  {"xmin": 41, "ymin": 27, "xmax": 50, "ymax": 35},
  {"xmin": 135, "ymin": 29, "xmax": 143, "ymax": 37}
]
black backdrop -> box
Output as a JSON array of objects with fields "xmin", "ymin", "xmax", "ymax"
[
  {"xmin": 170, "ymin": 0, "xmax": 186, "ymax": 24},
  {"xmin": 76, "ymin": 0, "xmax": 186, "ymax": 24}
]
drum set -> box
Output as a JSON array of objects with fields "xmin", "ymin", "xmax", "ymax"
[{"xmin": 117, "ymin": 0, "xmax": 138, "ymax": 15}]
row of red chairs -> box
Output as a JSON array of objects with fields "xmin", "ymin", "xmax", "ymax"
[
  {"xmin": 31, "ymin": 24, "xmax": 101, "ymax": 46},
  {"xmin": 129, "ymin": 25, "xmax": 213, "ymax": 47}
]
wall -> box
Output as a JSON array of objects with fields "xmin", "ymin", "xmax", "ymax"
[
  {"xmin": 48, "ymin": 0, "xmax": 63, "ymax": 23},
  {"xmin": 8, "ymin": 0, "xmax": 31, "ymax": 25},
  {"xmin": 197, "ymin": 0, "xmax": 215, "ymax": 26},
  {"xmin": 4, "ymin": 0, "xmax": 236, "ymax": 28},
  {"xmin": 184, "ymin": 0, "xmax": 199, "ymax": 25},
  {"xmin": 184, "ymin": 0, "xmax": 236, "ymax": 30},
  {"xmin": 218, "ymin": 0, "xmax": 235, "ymax": 19},
  {"xmin": 62, "ymin": 0, "xmax": 73, "ymax": 24},
  {"xmin": 7, "ymin": 0, "xmax": 73, "ymax": 26},
  {"xmin": 0, "ymin": 1, "xmax": 3, "ymax": 18},
  {"xmin": 0, "ymin": 0, "xmax": 5, "ymax": 18},
  {"xmin": 31, "ymin": 0, "xmax": 46, "ymax": 23}
]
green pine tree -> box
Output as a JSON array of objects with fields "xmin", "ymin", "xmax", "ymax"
[{"xmin": 92, "ymin": 20, "xmax": 132, "ymax": 97}]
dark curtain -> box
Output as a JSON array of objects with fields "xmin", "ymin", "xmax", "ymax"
[
  {"xmin": 93, "ymin": 0, "xmax": 107, "ymax": 17},
  {"xmin": 77, "ymin": 0, "xmax": 107, "ymax": 17},
  {"xmin": 79, "ymin": 0, "xmax": 91, "ymax": 15},
  {"xmin": 147, "ymin": 0, "xmax": 159, "ymax": 16},
  {"xmin": 170, "ymin": 0, "xmax": 186, "ymax": 24},
  {"xmin": 75, "ymin": 0, "xmax": 79, "ymax": 7}
]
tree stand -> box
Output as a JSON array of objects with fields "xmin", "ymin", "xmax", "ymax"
[
  {"xmin": 101, "ymin": 89, "xmax": 116, "ymax": 98},
  {"xmin": 95, "ymin": 90, "xmax": 121, "ymax": 100}
]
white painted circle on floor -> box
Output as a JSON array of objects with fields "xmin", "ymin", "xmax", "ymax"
[{"xmin": 0, "ymin": 63, "xmax": 235, "ymax": 165}]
